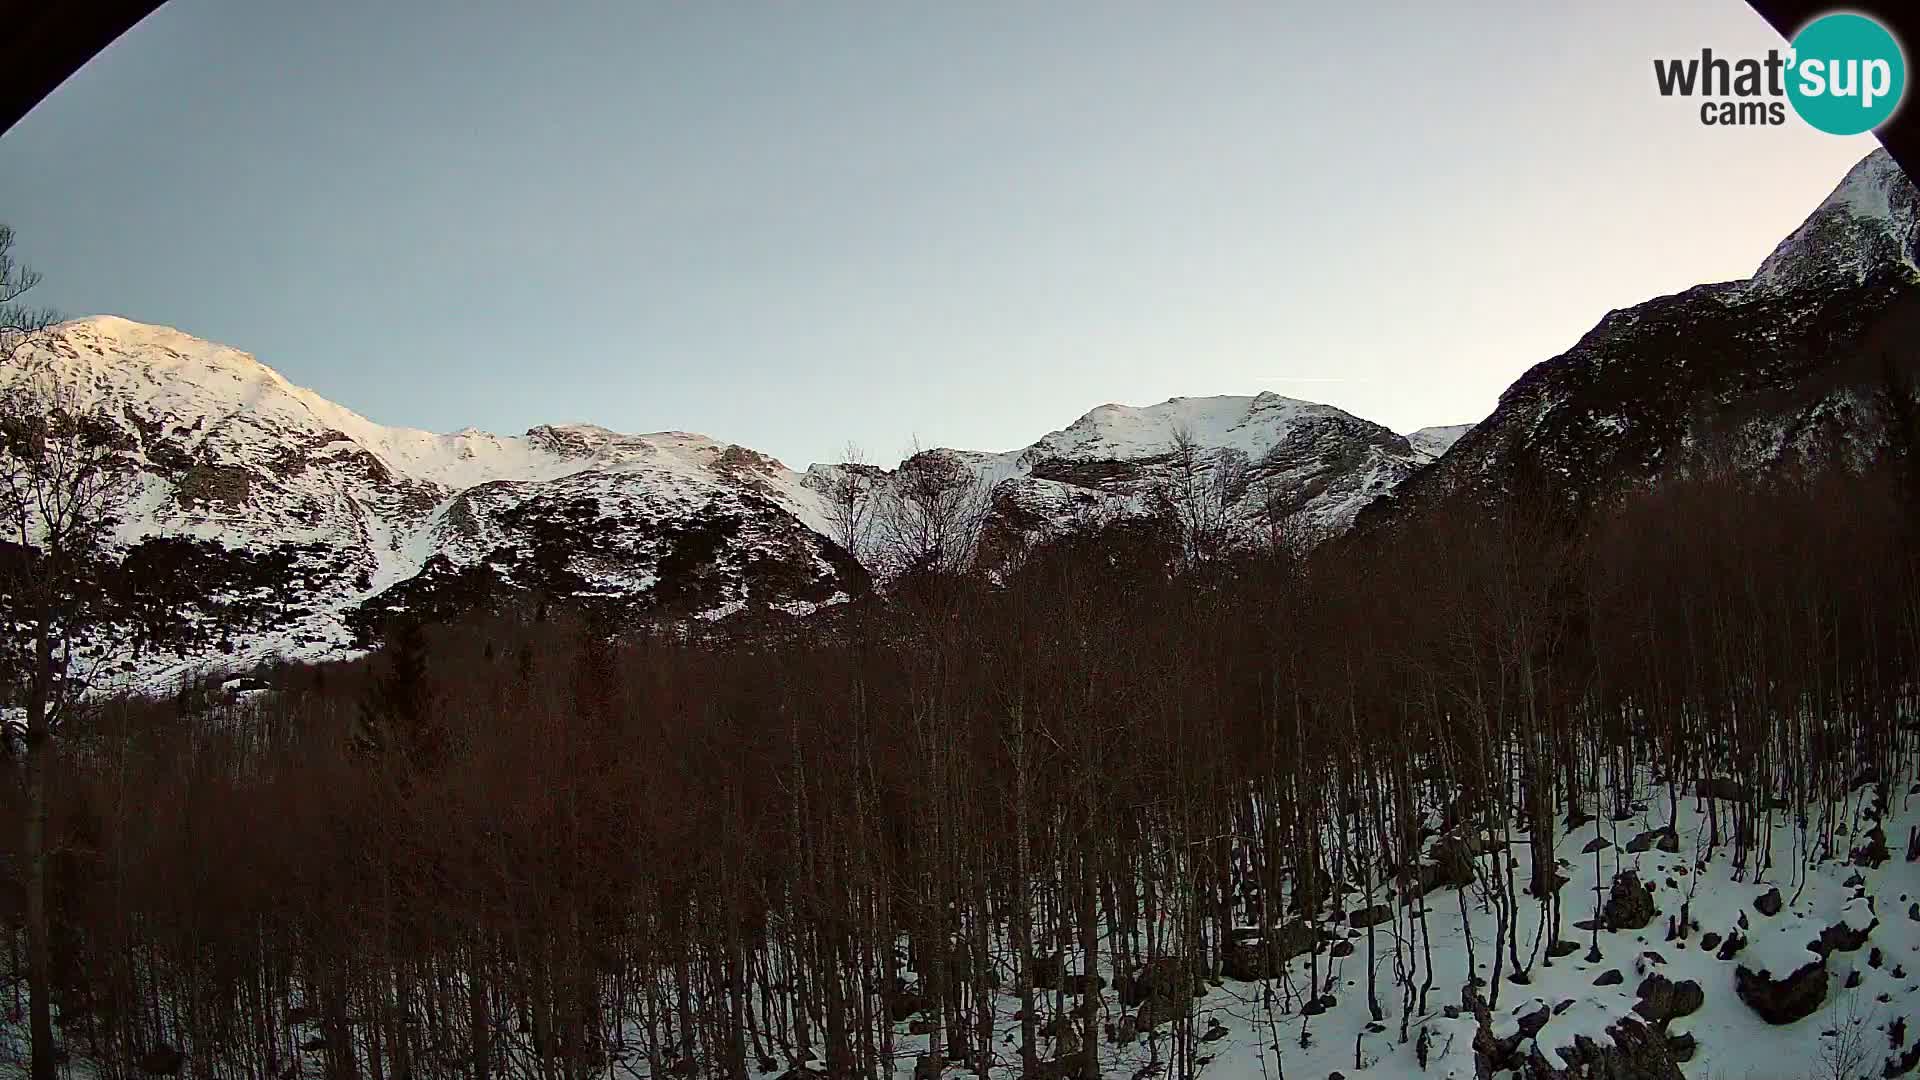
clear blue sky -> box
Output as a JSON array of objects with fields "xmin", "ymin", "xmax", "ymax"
[{"xmin": 0, "ymin": 0, "xmax": 1885, "ymax": 468}]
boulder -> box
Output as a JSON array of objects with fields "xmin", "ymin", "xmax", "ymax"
[
  {"xmin": 1604, "ymin": 871, "xmax": 1655, "ymax": 931},
  {"xmin": 1475, "ymin": 1012, "xmax": 1684, "ymax": 1080},
  {"xmin": 1522, "ymin": 1019, "xmax": 1685, "ymax": 1078},
  {"xmin": 1633, "ymin": 974, "xmax": 1704, "ymax": 1025},
  {"xmin": 1735, "ymin": 959, "xmax": 1828, "ymax": 1025},
  {"xmin": 1221, "ymin": 921, "xmax": 1315, "ymax": 981},
  {"xmin": 1429, "ymin": 832, "xmax": 1501, "ymax": 882},
  {"xmin": 1624, "ymin": 829, "xmax": 1663, "ymax": 854},
  {"xmin": 1815, "ymin": 918, "xmax": 1875, "ymax": 957},
  {"xmin": 1754, "ymin": 888, "xmax": 1783, "ymax": 918},
  {"xmin": 1134, "ymin": 994, "xmax": 1190, "ymax": 1031},
  {"xmin": 1123, "ymin": 957, "xmax": 1194, "ymax": 1010},
  {"xmin": 1665, "ymin": 1031, "xmax": 1696, "ymax": 1063},
  {"xmin": 1348, "ymin": 903, "xmax": 1392, "ymax": 929},
  {"xmin": 1402, "ymin": 855, "xmax": 1475, "ymax": 901},
  {"xmin": 1854, "ymin": 827, "xmax": 1891, "ymax": 868}
]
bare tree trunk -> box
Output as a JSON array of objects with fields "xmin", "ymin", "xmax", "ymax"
[
  {"xmin": 25, "ymin": 652, "xmax": 56, "ymax": 1080},
  {"xmin": 471, "ymin": 932, "xmax": 492, "ymax": 1080}
]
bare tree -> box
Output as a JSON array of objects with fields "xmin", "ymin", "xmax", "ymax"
[
  {"xmin": 0, "ymin": 226, "xmax": 131, "ymax": 1080},
  {"xmin": 876, "ymin": 442, "xmax": 991, "ymax": 577},
  {"xmin": 822, "ymin": 441, "xmax": 876, "ymax": 559},
  {"xmin": 0, "ymin": 225, "xmax": 57, "ymax": 369},
  {"xmin": 1812, "ymin": 990, "xmax": 1874, "ymax": 1080},
  {"xmin": 1153, "ymin": 424, "xmax": 1239, "ymax": 565}
]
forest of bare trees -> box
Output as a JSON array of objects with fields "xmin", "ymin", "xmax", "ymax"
[{"xmin": 2, "ymin": 437, "xmax": 1918, "ymax": 1080}]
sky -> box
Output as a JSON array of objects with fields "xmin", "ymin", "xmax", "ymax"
[{"xmin": 0, "ymin": 0, "xmax": 1889, "ymax": 470}]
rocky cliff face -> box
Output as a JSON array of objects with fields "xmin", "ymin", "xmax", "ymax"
[{"xmin": 1364, "ymin": 148, "xmax": 1920, "ymax": 528}]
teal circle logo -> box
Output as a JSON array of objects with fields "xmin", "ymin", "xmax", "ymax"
[{"xmin": 1787, "ymin": 13, "xmax": 1906, "ymax": 135}]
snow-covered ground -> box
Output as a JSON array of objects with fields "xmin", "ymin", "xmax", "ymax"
[
  {"xmin": 837, "ymin": 777, "xmax": 1920, "ymax": 1080},
  {"xmin": 2, "ymin": 739, "xmax": 1908, "ymax": 1080}
]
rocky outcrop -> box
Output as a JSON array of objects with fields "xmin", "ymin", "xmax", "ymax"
[
  {"xmin": 1221, "ymin": 922, "xmax": 1316, "ymax": 982},
  {"xmin": 1119, "ymin": 957, "xmax": 1195, "ymax": 1013},
  {"xmin": 1472, "ymin": 1003, "xmax": 1684, "ymax": 1079},
  {"xmin": 1632, "ymin": 974, "xmax": 1703, "ymax": 1025},
  {"xmin": 1359, "ymin": 148, "xmax": 1920, "ymax": 538},
  {"xmin": 1348, "ymin": 903, "xmax": 1392, "ymax": 929},
  {"xmin": 1736, "ymin": 958, "xmax": 1829, "ymax": 1025},
  {"xmin": 175, "ymin": 463, "xmax": 251, "ymax": 507},
  {"xmin": 1626, "ymin": 828, "xmax": 1679, "ymax": 854},
  {"xmin": 1605, "ymin": 872, "xmax": 1656, "ymax": 931}
]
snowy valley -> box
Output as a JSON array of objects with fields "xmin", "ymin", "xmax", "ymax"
[{"xmin": 3, "ymin": 147, "xmax": 1920, "ymax": 1080}]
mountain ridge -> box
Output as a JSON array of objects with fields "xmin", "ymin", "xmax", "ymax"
[
  {"xmin": 1361, "ymin": 147, "xmax": 1920, "ymax": 530},
  {"xmin": 8, "ymin": 146, "xmax": 1916, "ymax": 689},
  {"xmin": 5, "ymin": 316, "xmax": 1454, "ymax": 688}
]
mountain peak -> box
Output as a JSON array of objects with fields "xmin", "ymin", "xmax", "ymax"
[
  {"xmin": 60, "ymin": 314, "xmax": 262, "ymax": 359},
  {"xmin": 1408, "ymin": 423, "xmax": 1473, "ymax": 459},
  {"xmin": 1753, "ymin": 147, "xmax": 1919, "ymax": 289},
  {"xmin": 47, "ymin": 315, "xmax": 286, "ymax": 398}
]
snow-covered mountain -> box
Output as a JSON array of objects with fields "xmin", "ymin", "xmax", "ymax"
[
  {"xmin": 1408, "ymin": 424, "xmax": 1473, "ymax": 459},
  {"xmin": 1367, "ymin": 147, "xmax": 1920, "ymax": 527},
  {"xmin": 13, "ymin": 146, "xmax": 1913, "ymax": 688},
  {"xmin": 1754, "ymin": 146, "xmax": 1920, "ymax": 291},
  {"xmin": 1007, "ymin": 393, "xmax": 1433, "ymax": 531},
  {"xmin": 4, "ymin": 319, "xmax": 1434, "ymax": 687},
  {"xmin": 803, "ymin": 393, "xmax": 1437, "ymax": 566},
  {"xmin": 4, "ymin": 316, "xmax": 866, "ymax": 685}
]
